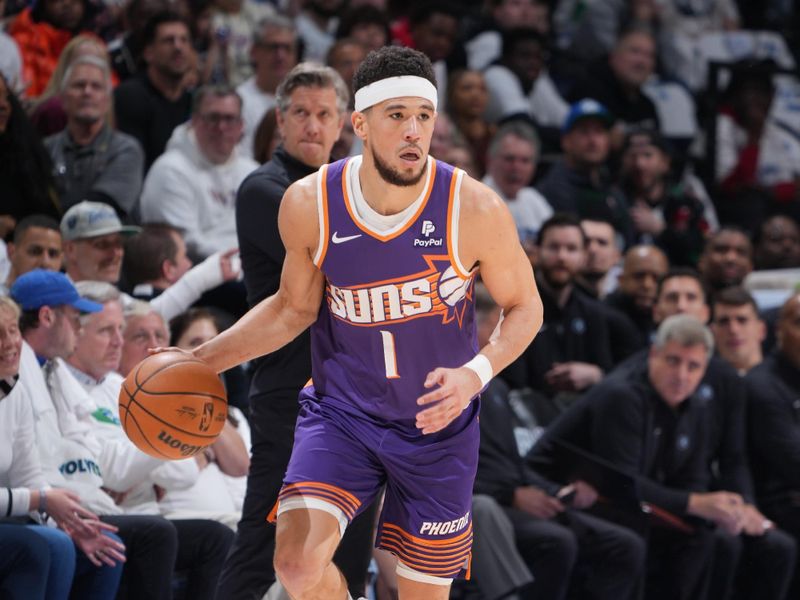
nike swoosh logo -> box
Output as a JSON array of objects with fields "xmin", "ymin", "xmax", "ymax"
[{"xmin": 331, "ymin": 232, "xmax": 362, "ymax": 244}]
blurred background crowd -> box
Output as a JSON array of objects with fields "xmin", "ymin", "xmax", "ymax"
[{"xmin": 3, "ymin": 0, "xmax": 800, "ymax": 599}]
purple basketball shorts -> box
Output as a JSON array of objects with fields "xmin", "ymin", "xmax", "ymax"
[{"xmin": 273, "ymin": 386, "xmax": 479, "ymax": 580}]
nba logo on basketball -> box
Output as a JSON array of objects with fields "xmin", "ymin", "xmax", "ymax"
[
  {"xmin": 199, "ymin": 402, "xmax": 214, "ymax": 432},
  {"xmin": 421, "ymin": 220, "xmax": 436, "ymax": 237}
]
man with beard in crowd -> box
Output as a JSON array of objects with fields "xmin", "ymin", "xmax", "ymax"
[{"xmin": 114, "ymin": 10, "xmax": 193, "ymax": 170}]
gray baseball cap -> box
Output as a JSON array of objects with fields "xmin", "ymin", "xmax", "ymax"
[{"xmin": 60, "ymin": 201, "xmax": 141, "ymax": 241}]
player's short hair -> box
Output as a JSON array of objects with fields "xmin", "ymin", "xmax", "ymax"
[
  {"xmin": 352, "ymin": 46, "xmax": 437, "ymax": 100},
  {"xmin": 653, "ymin": 314, "xmax": 714, "ymax": 358},
  {"xmin": 275, "ymin": 62, "xmax": 349, "ymax": 114},
  {"xmin": 656, "ymin": 267, "xmax": 708, "ymax": 304},
  {"xmin": 710, "ymin": 286, "xmax": 759, "ymax": 319},
  {"xmin": 13, "ymin": 215, "xmax": 60, "ymax": 244},
  {"xmin": 536, "ymin": 213, "xmax": 588, "ymax": 248}
]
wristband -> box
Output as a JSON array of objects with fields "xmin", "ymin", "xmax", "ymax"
[
  {"xmin": 38, "ymin": 488, "xmax": 47, "ymax": 514},
  {"xmin": 463, "ymin": 354, "xmax": 493, "ymax": 387}
]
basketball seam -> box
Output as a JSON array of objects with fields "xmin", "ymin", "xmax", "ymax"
[{"xmin": 118, "ymin": 402, "xmax": 173, "ymax": 459}]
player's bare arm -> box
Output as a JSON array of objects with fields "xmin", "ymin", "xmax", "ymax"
[
  {"xmin": 416, "ymin": 177, "xmax": 543, "ymax": 434},
  {"xmin": 189, "ymin": 174, "xmax": 326, "ymax": 374}
]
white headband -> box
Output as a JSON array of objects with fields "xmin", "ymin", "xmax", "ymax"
[{"xmin": 354, "ymin": 76, "xmax": 438, "ymax": 112}]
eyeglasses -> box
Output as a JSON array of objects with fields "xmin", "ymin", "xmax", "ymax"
[{"xmin": 198, "ymin": 113, "xmax": 242, "ymax": 127}]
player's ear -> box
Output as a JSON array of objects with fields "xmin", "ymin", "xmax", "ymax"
[{"xmin": 352, "ymin": 110, "xmax": 367, "ymax": 141}]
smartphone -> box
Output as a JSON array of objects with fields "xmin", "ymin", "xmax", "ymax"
[{"xmin": 556, "ymin": 486, "xmax": 577, "ymax": 507}]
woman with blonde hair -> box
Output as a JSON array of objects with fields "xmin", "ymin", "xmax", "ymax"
[{"xmin": 30, "ymin": 34, "xmax": 117, "ymax": 136}]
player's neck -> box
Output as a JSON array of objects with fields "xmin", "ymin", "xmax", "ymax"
[{"xmin": 358, "ymin": 154, "xmax": 429, "ymax": 216}]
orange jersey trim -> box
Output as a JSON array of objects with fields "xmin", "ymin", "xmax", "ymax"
[
  {"xmin": 313, "ymin": 164, "xmax": 331, "ymax": 268},
  {"xmin": 341, "ymin": 158, "xmax": 437, "ymax": 242},
  {"xmin": 446, "ymin": 169, "xmax": 470, "ymax": 279},
  {"xmin": 381, "ymin": 521, "xmax": 473, "ymax": 547}
]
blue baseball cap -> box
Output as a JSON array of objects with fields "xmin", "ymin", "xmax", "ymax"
[
  {"xmin": 562, "ymin": 98, "xmax": 614, "ymax": 133},
  {"xmin": 10, "ymin": 270, "xmax": 104, "ymax": 313}
]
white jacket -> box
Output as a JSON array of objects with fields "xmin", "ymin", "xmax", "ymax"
[
  {"xmin": 18, "ymin": 343, "xmax": 120, "ymax": 515},
  {"xmin": 139, "ymin": 124, "xmax": 258, "ymax": 259},
  {"xmin": 71, "ymin": 369, "xmax": 200, "ymax": 515}
]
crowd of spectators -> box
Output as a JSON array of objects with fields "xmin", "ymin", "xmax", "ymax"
[{"xmin": 2, "ymin": 0, "xmax": 800, "ymax": 598}]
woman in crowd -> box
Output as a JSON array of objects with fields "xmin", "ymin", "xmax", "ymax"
[{"xmin": 0, "ymin": 295, "xmax": 125, "ymax": 599}]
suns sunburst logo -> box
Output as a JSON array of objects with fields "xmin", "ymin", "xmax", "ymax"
[{"xmin": 326, "ymin": 255, "xmax": 473, "ymax": 328}]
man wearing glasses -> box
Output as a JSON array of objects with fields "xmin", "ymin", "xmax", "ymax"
[{"xmin": 139, "ymin": 84, "xmax": 258, "ymax": 261}]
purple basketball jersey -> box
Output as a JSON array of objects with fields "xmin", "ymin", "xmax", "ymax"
[{"xmin": 309, "ymin": 156, "xmax": 478, "ymax": 425}]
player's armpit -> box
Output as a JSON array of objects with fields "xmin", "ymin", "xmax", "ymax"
[{"xmin": 455, "ymin": 178, "xmax": 543, "ymax": 374}]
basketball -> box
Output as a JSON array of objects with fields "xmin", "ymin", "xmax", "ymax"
[
  {"xmin": 118, "ymin": 351, "xmax": 228, "ymax": 460},
  {"xmin": 438, "ymin": 266, "xmax": 471, "ymax": 307}
]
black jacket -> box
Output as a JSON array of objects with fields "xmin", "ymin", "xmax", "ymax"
[
  {"xmin": 235, "ymin": 145, "xmax": 318, "ymax": 394},
  {"xmin": 611, "ymin": 350, "xmax": 753, "ymax": 500},
  {"xmin": 531, "ymin": 359, "xmax": 713, "ymax": 515},
  {"xmin": 475, "ymin": 379, "xmax": 561, "ymax": 506},
  {"xmin": 746, "ymin": 354, "xmax": 800, "ymax": 509},
  {"xmin": 501, "ymin": 281, "xmax": 620, "ymax": 395}
]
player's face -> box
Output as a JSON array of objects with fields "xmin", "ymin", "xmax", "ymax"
[
  {"xmin": 64, "ymin": 233, "xmax": 124, "ymax": 284},
  {"xmin": 653, "ymin": 277, "xmax": 709, "ymax": 324},
  {"xmin": 711, "ymin": 303, "xmax": 765, "ymax": 371},
  {"xmin": 0, "ymin": 305, "xmax": 22, "ymax": 379},
  {"xmin": 8, "ymin": 226, "xmax": 63, "ymax": 277},
  {"xmin": 537, "ymin": 225, "xmax": 586, "ymax": 290},
  {"xmin": 357, "ymin": 96, "xmax": 436, "ymax": 187},
  {"xmin": 120, "ymin": 313, "xmax": 169, "ymax": 377},
  {"xmin": 278, "ymin": 86, "xmax": 344, "ymax": 168},
  {"xmin": 648, "ymin": 340, "xmax": 708, "ymax": 409},
  {"xmin": 70, "ymin": 300, "xmax": 124, "ymax": 380},
  {"xmin": 175, "ymin": 317, "xmax": 219, "ymax": 350},
  {"xmin": 619, "ymin": 248, "xmax": 668, "ymax": 312}
]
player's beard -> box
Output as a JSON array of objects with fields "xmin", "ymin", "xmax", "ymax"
[{"xmin": 372, "ymin": 147, "xmax": 427, "ymax": 187}]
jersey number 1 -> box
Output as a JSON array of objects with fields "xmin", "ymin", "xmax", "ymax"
[{"xmin": 380, "ymin": 331, "xmax": 399, "ymax": 379}]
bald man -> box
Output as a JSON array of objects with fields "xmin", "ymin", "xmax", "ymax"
[{"xmin": 605, "ymin": 245, "xmax": 668, "ymax": 347}]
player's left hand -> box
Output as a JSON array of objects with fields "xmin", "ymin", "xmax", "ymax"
[{"xmin": 415, "ymin": 367, "xmax": 482, "ymax": 434}]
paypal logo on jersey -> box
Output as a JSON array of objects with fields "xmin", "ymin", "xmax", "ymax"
[{"xmin": 414, "ymin": 220, "xmax": 443, "ymax": 247}]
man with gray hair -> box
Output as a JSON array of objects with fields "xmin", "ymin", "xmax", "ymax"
[
  {"xmin": 216, "ymin": 61, "xmax": 358, "ymax": 599},
  {"xmin": 483, "ymin": 121, "xmax": 552, "ymax": 244},
  {"xmin": 44, "ymin": 55, "xmax": 144, "ymax": 218},
  {"xmin": 532, "ymin": 315, "xmax": 749, "ymax": 600},
  {"xmin": 139, "ymin": 84, "xmax": 258, "ymax": 260},
  {"xmin": 236, "ymin": 15, "xmax": 299, "ymax": 159}
]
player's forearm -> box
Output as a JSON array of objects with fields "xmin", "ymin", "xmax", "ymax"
[
  {"xmin": 192, "ymin": 292, "xmax": 317, "ymax": 373},
  {"xmin": 480, "ymin": 296, "xmax": 543, "ymax": 376}
]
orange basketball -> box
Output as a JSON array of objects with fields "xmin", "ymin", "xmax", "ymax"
[{"xmin": 119, "ymin": 351, "xmax": 228, "ymax": 460}]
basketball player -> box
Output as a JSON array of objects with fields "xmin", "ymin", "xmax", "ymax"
[{"xmin": 160, "ymin": 46, "xmax": 543, "ymax": 599}]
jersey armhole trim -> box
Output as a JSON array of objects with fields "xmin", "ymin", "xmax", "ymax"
[
  {"xmin": 312, "ymin": 164, "xmax": 330, "ymax": 268},
  {"xmin": 447, "ymin": 168, "xmax": 471, "ymax": 279}
]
